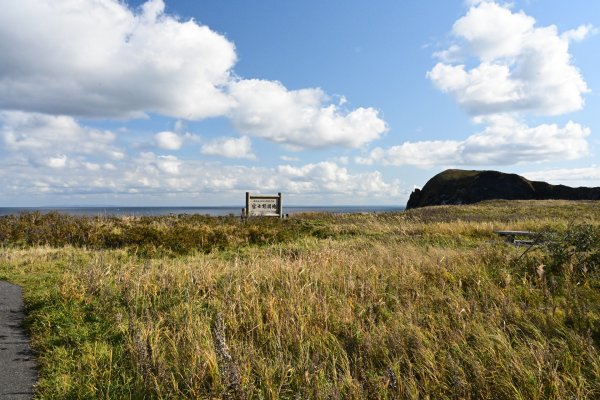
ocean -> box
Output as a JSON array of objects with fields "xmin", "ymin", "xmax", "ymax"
[{"xmin": 0, "ymin": 206, "xmax": 405, "ymax": 217}]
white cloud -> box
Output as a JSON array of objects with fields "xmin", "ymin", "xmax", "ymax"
[
  {"xmin": 228, "ymin": 79, "xmax": 387, "ymax": 149},
  {"xmin": 357, "ymin": 140, "xmax": 462, "ymax": 168},
  {"xmin": 391, "ymin": 1, "xmax": 593, "ymax": 169},
  {"xmin": 523, "ymin": 166, "xmax": 600, "ymax": 186},
  {"xmin": 0, "ymin": 111, "xmax": 402, "ymax": 201},
  {"xmin": 1, "ymin": 111, "xmax": 124, "ymax": 159},
  {"xmin": 562, "ymin": 24, "xmax": 596, "ymax": 42},
  {"xmin": 433, "ymin": 45, "xmax": 464, "ymax": 63},
  {"xmin": 83, "ymin": 162, "xmax": 101, "ymax": 171},
  {"xmin": 0, "ymin": 0, "xmax": 236, "ymax": 119},
  {"xmin": 453, "ymin": 2, "xmax": 534, "ymax": 62},
  {"xmin": 201, "ymin": 136, "xmax": 256, "ymax": 159},
  {"xmin": 276, "ymin": 162, "xmax": 401, "ymax": 196},
  {"xmin": 156, "ymin": 155, "xmax": 181, "ymax": 175},
  {"xmin": 428, "ymin": 1, "xmax": 590, "ymax": 117},
  {"xmin": 0, "ymin": 151, "xmax": 403, "ymax": 201},
  {"xmin": 461, "ymin": 118, "xmax": 589, "ymax": 164},
  {"xmin": 359, "ymin": 117, "xmax": 589, "ymax": 167},
  {"xmin": 154, "ymin": 131, "xmax": 184, "ymax": 150},
  {"xmin": 334, "ymin": 156, "xmax": 349, "ymax": 165},
  {"xmin": 134, "ymin": 152, "xmax": 182, "ymax": 177},
  {"xmin": 0, "ymin": 0, "xmax": 388, "ymax": 153},
  {"xmin": 47, "ymin": 155, "xmax": 68, "ymax": 169}
]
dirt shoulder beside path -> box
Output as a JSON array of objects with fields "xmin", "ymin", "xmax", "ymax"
[{"xmin": 0, "ymin": 281, "xmax": 37, "ymax": 400}]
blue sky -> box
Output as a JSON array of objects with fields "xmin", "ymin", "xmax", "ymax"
[{"xmin": 0, "ymin": 0, "xmax": 598, "ymax": 206}]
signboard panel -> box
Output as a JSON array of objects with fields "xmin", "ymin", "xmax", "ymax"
[{"xmin": 244, "ymin": 192, "xmax": 283, "ymax": 218}]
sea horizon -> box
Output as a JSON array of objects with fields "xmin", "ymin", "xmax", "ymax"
[{"xmin": 0, "ymin": 205, "xmax": 406, "ymax": 217}]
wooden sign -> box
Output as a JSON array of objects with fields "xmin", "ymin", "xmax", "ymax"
[{"xmin": 244, "ymin": 192, "xmax": 283, "ymax": 218}]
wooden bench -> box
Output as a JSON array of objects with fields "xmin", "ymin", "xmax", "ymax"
[{"xmin": 494, "ymin": 230, "xmax": 539, "ymax": 246}]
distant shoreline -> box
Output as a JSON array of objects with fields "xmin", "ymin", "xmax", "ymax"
[{"xmin": 0, "ymin": 206, "xmax": 406, "ymax": 217}]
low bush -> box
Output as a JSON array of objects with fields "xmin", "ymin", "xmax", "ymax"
[
  {"xmin": 511, "ymin": 223, "xmax": 600, "ymax": 348},
  {"xmin": 0, "ymin": 212, "xmax": 316, "ymax": 255}
]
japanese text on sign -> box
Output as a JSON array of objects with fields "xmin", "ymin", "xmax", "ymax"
[{"xmin": 245, "ymin": 192, "xmax": 283, "ymax": 217}]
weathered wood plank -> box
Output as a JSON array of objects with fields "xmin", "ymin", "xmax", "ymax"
[{"xmin": 494, "ymin": 230, "xmax": 536, "ymax": 236}]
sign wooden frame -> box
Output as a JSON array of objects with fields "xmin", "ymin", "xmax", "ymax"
[{"xmin": 243, "ymin": 192, "xmax": 283, "ymax": 218}]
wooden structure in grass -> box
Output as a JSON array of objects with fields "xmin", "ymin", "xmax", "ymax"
[
  {"xmin": 495, "ymin": 230, "xmax": 539, "ymax": 246},
  {"xmin": 243, "ymin": 192, "xmax": 283, "ymax": 218}
]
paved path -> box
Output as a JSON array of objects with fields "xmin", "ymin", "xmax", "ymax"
[{"xmin": 0, "ymin": 281, "xmax": 37, "ymax": 400}]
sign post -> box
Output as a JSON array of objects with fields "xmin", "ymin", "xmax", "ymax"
[{"xmin": 243, "ymin": 192, "xmax": 283, "ymax": 218}]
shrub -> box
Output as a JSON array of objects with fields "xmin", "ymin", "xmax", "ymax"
[
  {"xmin": 0, "ymin": 212, "xmax": 319, "ymax": 255},
  {"xmin": 542, "ymin": 224, "xmax": 600, "ymax": 278}
]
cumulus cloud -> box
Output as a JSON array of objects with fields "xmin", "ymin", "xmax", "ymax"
[
  {"xmin": 562, "ymin": 24, "xmax": 596, "ymax": 42},
  {"xmin": 1, "ymin": 111, "xmax": 125, "ymax": 160},
  {"xmin": 201, "ymin": 136, "xmax": 256, "ymax": 159},
  {"xmin": 276, "ymin": 161, "xmax": 400, "ymax": 196},
  {"xmin": 46, "ymin": 155, "xmax": 68, "ymax": 169},
  {"xmin": 0, "ymin": 110, "xmax": 399, "ymax": 202},
  {"xmin": 523, "ymin": 166, "xmax": 600, "ymax": 186},
  {"xmin": 0, "ymin": 0, "xmax": 236, "ymax": 119},
  {"xmin": 433, "ymin": 45, "xmax": 464, "ymax": 64},
  {"xmin": 130, "ymin": 153, "xmax": 182, "ymax": 179},
  {"xmin": 156, "ymin": 155, "xmax": 182, "ymax": 175},
  {"xmin": 358, "ymin": 117, "xmax": 589, "ymax": 167},
  {"xmin": 370, "ymin": 1, "xmax": 592, "ymax": 170},
  {"xmin": 460, "ymin": 118, "xmax": 589, "ymax": 164},
  {"xmin": 0, "ymin": 149, "xmax": 402, "ymax": 201},
  {"xmin": 154, "ymin": 131, "xmax": 184, "ymax": 150},
  {"xmin": 0, "ymin": 110, "xmax": 399, "ymax": 200},
  {"xmin": 427, "ymin": 1, "xmax": 591, "ymax": 117},
  {"xmin": 0, "ymin": 0, "xmax": 388, "ymax": 152},
  {"xmin": 228, "ymin": 79, "xmax": 387, "ymax": 149},
  {"xmin": 357, "ymin": 141, "xmax": 462, "ymax": 168}
]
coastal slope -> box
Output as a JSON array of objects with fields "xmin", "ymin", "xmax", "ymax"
[{"xmin": 406, "ymin": 169, "xmax": 600, "ymax": 209}]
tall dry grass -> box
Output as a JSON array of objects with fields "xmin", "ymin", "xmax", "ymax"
[{"xmin": 1, "ymin": 200, "xmax": 599, "ymax": 398}]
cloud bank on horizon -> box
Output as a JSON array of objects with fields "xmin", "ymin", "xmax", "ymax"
[{"xmin": 0, "ymin": 0, "xmax": 596, "ymax": 205}]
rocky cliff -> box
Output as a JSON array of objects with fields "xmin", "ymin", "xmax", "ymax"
[{"xmin": 406, "ymin": 169, "xmax": 600, "ymax": 209}]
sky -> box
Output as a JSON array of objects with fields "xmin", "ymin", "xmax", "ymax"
[{"xmin": 1, "ymin": 0, "xmax": 599, "ymax": 206}]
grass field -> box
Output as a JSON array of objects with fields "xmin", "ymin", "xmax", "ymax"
[{"xmin": 1, "ymin": 200, "xmax": 599, "ymax": 399}]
